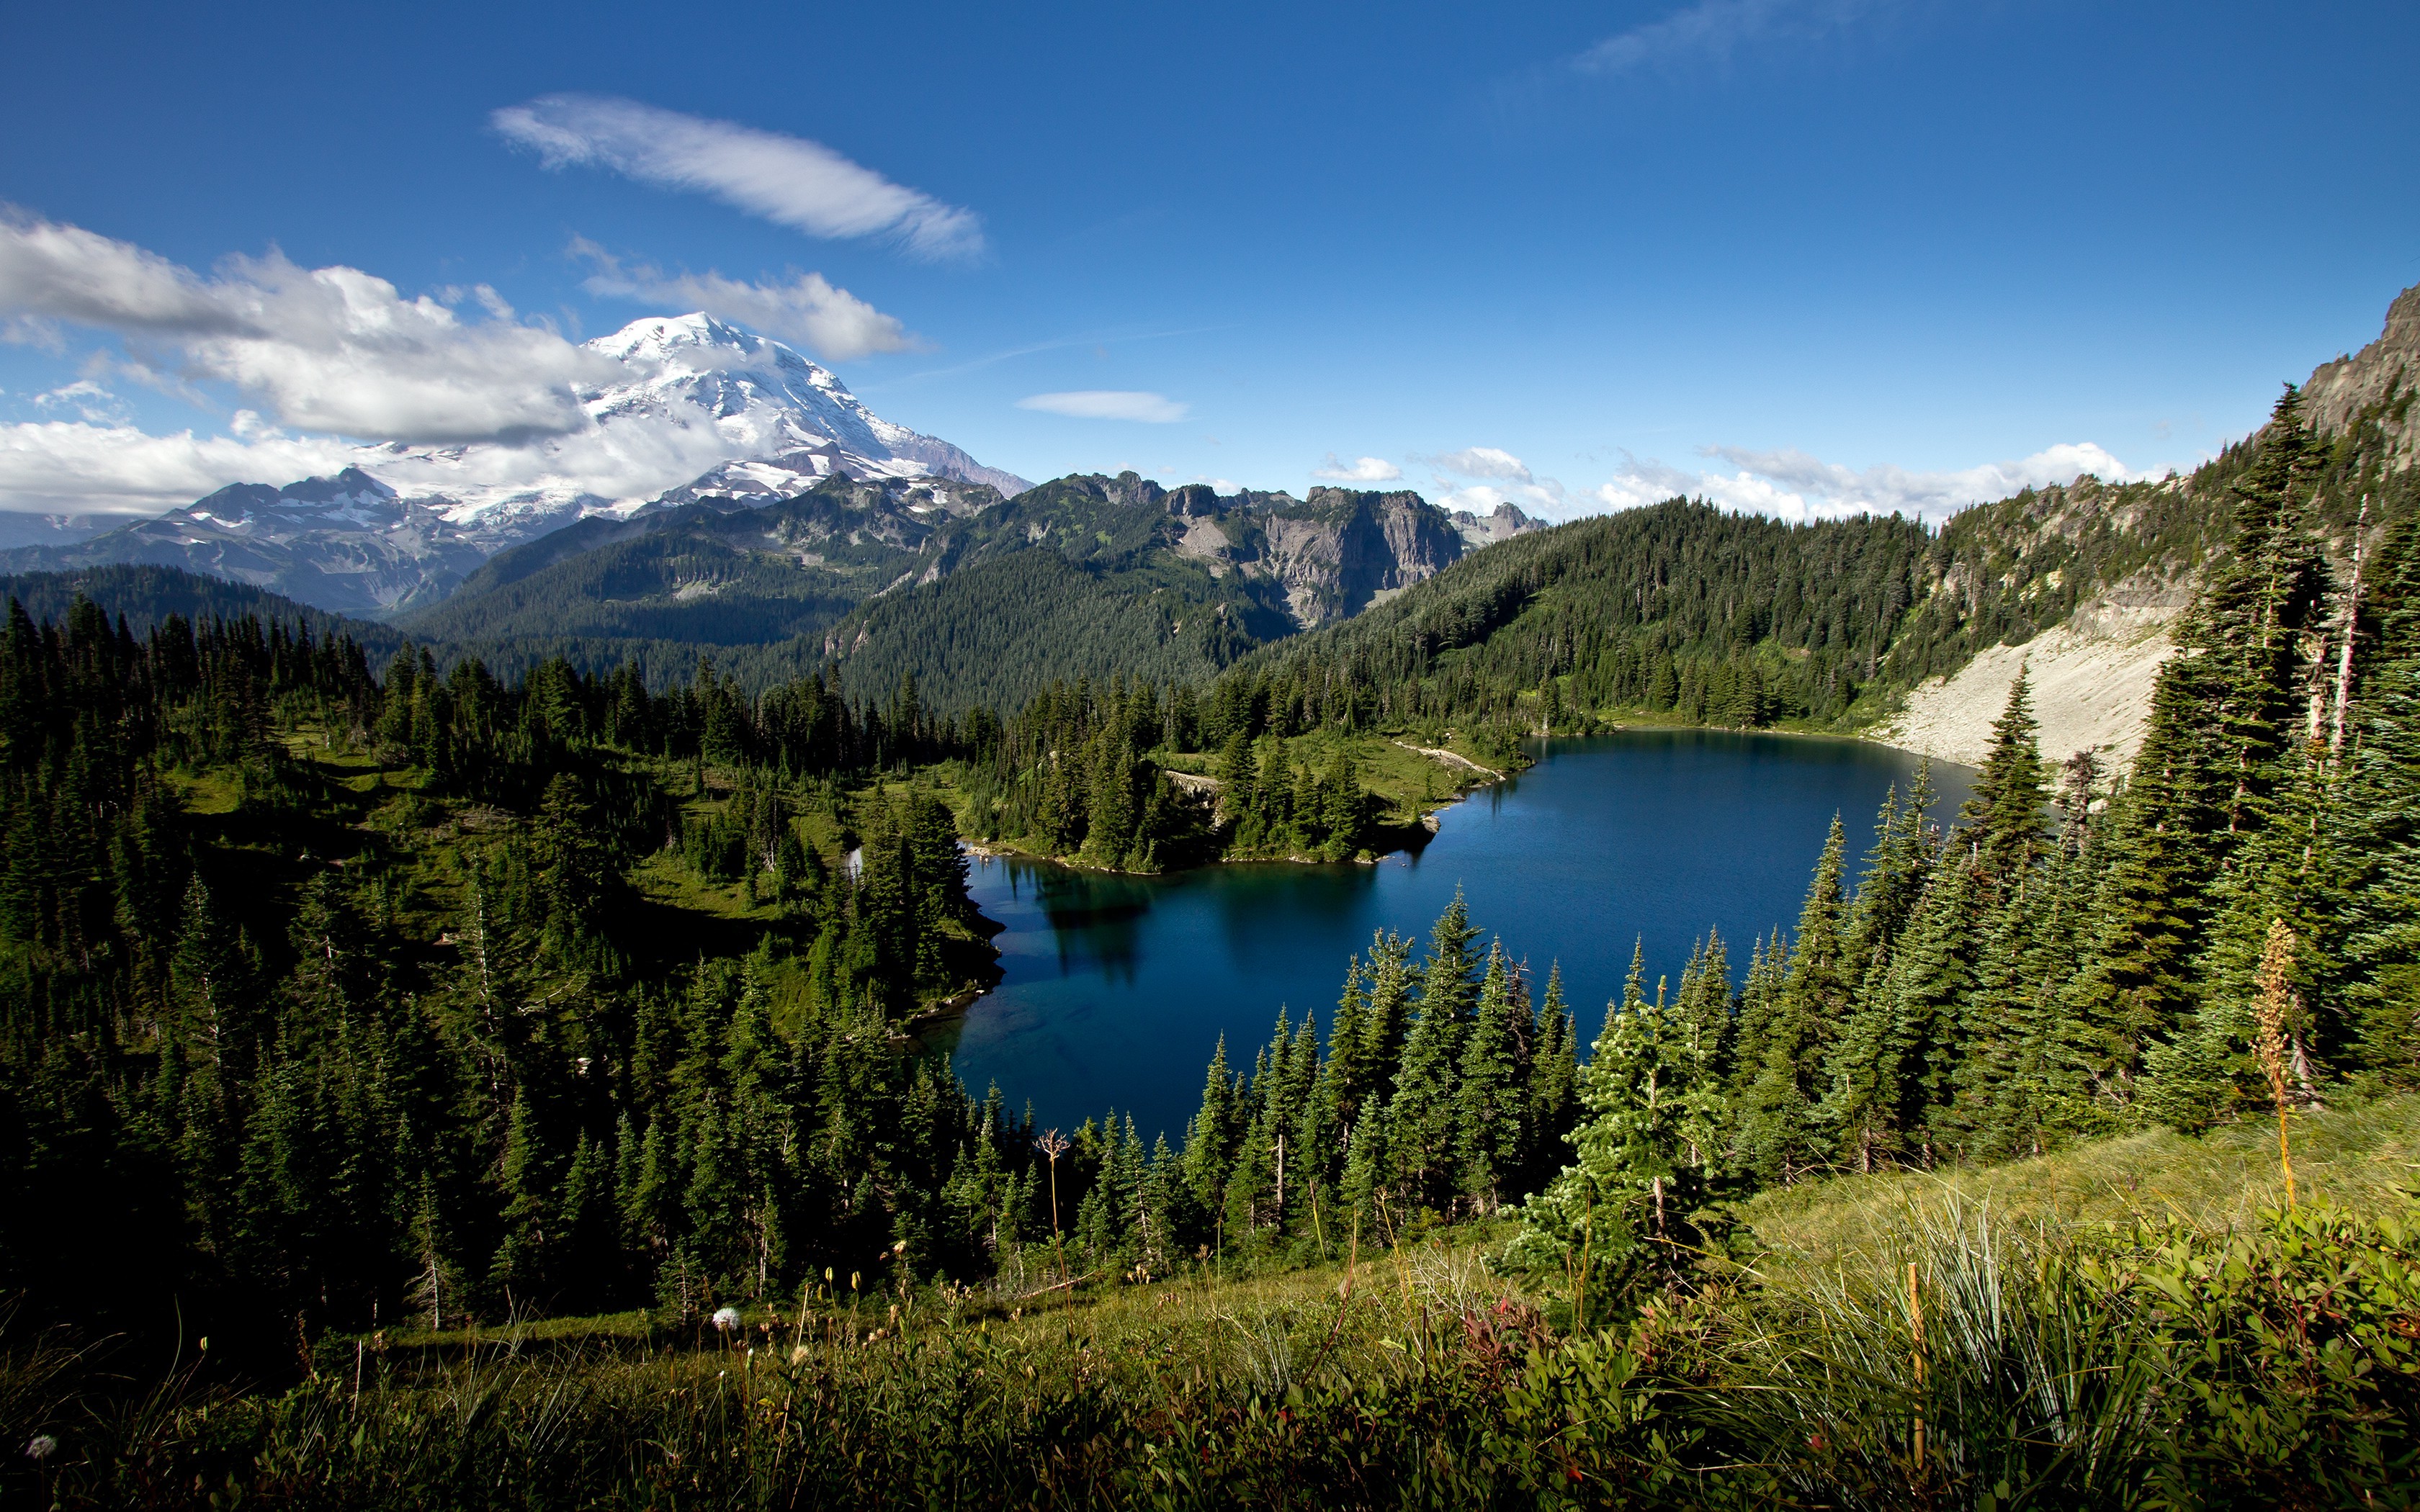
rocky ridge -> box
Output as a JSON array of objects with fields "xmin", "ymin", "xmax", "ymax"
[
  {"xmin": 2, "ymin": 468, "xmax": 487, "ymax": 616},
  {"xmin": 2303, "ymin": 281, "xmax": 2419, "ymax": 465}
]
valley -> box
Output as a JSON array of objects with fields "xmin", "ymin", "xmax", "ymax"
[{"xmin": 3, "ymin": 278, "xmax": 2417, "ymax": 1511}]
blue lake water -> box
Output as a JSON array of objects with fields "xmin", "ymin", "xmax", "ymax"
[{"xmin": 937, "ymin": 731, "xmax": 1971, "ymax": 1144}]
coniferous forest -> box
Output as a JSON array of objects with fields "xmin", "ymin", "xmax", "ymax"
[{"xmin": 4, "ymin": 390, "xmax": 2419, "ymax": 1508}]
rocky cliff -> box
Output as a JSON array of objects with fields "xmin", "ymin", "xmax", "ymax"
[{"xmin": 2304, "ymin": 281, "xmax": 2419, "ymax": 465}]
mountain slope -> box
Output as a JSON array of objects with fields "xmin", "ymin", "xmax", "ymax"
[
  {"xmin": 392, "ymin": 469, "xmax": 1538, "ymax": 706},
  {"xmin": 1881, "ymin": 282, "xmax": 2419, "ymax": 765},
  {"xmin": 1224, "ymin": 286, "xmax": 2420, "ymax": 770},
  {"xmin": 0, "ymin": 315, "xmax": 1028, "ymax": 615},
  {"xmin": 0, "ymin": 562, "xmax": 407, "ymax": 658},
  {"xmin": 1, "ymin": 468, "xmax": 485, "ymax": 616},
  {"xmin": 812, "ymin": 476, "xmax": 1533, "ymax": 708},
  {"xmin": 397, "ymin": 474, "xmax": 996, "ymax": 649}
]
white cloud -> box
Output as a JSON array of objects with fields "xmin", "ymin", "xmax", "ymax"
[
  {"xmin": 32, "ymin": 379, "xmax": 128, "ymax": 424},
  {"xmin": 1421, "ymin": 446, "xmax": 1569, "ymax": 516},
  {"xmin": 1575, "ymin": 0, "xmax": 1883, "ymax": 76},
  {"xmin": 494, "ymin": 95, "xmax": 984, "ymax": 263},
  {"xmin": 573, "ymin": 241, "xmax": 919, "ymax": 362},
  {"xmin": 0, "ymin": 210, "xmax": 618, "ymax": 444},
  {"xmin": 1016, "ymin": 390, "xmax": 1188, "ymax": 423},
  {"xmin": 1312, "ymin": 454, "xmax": 1404, "ymax": 483},
  {"xmin": 0, "ymin": 420, "xmax": 354, "ymax": 514},
  {"xmin": 1425, "ymin": 446, "xmax": 1535, "ymax": 482},
  {"xmin": 1587, "ymin": 441, "xmax": 2146, "ymax": 523},
  {"xmin": 0, "ymin": 212, "xmax": 236, "ymax": 338}
]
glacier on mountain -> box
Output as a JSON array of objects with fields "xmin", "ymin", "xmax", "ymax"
[{"xmin": 351, "ymin": 313, "xmax": 1028, "ymax": 549}]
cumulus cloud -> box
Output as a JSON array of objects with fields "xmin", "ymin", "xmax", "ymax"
[
  {"xmin": 572, "ymin": 241, "xmax": 919, "ymax": 362},
  {"xmin": 1422, "ymin": 446, "xmax": 1568, "ymax": 516},
  {"xmin": 1574, "ymin": 0, "xmax": 1886, "ymax": 75},
  {"xmin": 0, "ymin": 420, "xmax": 354, "ymax": 514},
  {"xmin": 1016, "ymin": 390, "xmax": 1188, "ymax": 423},
  {"xmin": 494, "ymin": 95, "xmax": 984, "ymax": 263},
  {"xmin": 1311, "ymin": 454, "xmax": 1404, "ymax": 483},
  {"xmin": 1589, "ymin": 441, "xmax": 2147, "ymax": 523},
  {"xmin": 0, "ymin": 213, "xmax": 237, "ymax": 338},
  {"xmin": 0, "ymin": 210, "xmax": 617, "ymax": 444}
]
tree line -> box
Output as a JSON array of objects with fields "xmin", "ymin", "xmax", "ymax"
[{"xmin": 951, "ymin": 672, "xmax": 1387, "ymax": 869}]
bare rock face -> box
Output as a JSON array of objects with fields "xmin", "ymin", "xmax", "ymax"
[
  {"xmin": 1879, "ymin": 565, "xmax": 2195, "ymax": 770},
  {"xmin": 2305, "ymin": 282, "xmax": 2419, "ymax": 462},
  {"xmin": 1449, "ymin": 502, "xmax": 1545, "ymax": 548},
  {"xmin": 1147, "ymin": 485, "xmax": 1474, "ymax": 626}
]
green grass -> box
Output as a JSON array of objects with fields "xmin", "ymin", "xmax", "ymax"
[
  {"xmin": 15, "ymin": 1111, "xmax": 2416, "ymax": 1508},
  {"xmin": 1740, "ymin": 1091, "xmax": 2420, "ymax": 1272}
]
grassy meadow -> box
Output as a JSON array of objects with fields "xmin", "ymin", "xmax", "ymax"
[{"xmin": 12, "ymin": 1094, "xmax": 2415, "ymax": 1509}]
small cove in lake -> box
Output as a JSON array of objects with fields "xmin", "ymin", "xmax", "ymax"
[{"xmin": 933, "ymin": 730, "xmax": 1971, "ymax": 1143}]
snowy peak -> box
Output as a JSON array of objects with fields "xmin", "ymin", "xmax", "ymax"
[
  {"xmin": 182, "ymin": 468, "xmax": 408, "ymax": 534},
  {"xmin": 353, "ymin": 312, "xmax": 1029, "ymax": 549}
]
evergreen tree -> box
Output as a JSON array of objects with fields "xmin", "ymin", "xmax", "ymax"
[
  {"xmin": 1735, "ymin": 816, "xmax": 1850, "ymax": 1184},
  {"xmin": 1453, "ymin": 942, "xmax": 1528, "ymax": 1211},
  {"xmin": 1386, "ymin": 893, "xmax": 1483, "ymax": 1213}
]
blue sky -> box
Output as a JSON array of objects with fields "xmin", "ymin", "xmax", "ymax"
[{"xmin": 1, "ymin": 0, "xmax": 2415, "ymax": 521}]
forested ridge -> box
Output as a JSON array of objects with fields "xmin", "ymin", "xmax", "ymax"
[{"xmin": 1186, "ymin": 379, "xmax": 2416, "ymax": 751}]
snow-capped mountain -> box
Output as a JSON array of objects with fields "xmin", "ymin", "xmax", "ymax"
[
  {"xmin": 3, "ymin": 467, "xmax": 487, "ymax": 615},
  {"xmin": 354, "ymin": 314, "xmax": 1029, "ymax": 549},
  {"xmin": 2, "ymin": 315, "xmax": 1032, "ymax": 612}
]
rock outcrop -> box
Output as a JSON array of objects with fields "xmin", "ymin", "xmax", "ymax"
[
  {"xmin": 2304, "ymin": 281, "xmax": 2419, "ymax": 464},
  {"xmin": 1878, "ymin": 571, "xmax": 2194, "ymax": 769}
]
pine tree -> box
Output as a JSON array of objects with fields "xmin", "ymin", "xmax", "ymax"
[
  {"xmin": 1959, "ymin": 674, "xmax": 2050, "ymax": 888},
  {"xmin": 1504, "ymin": 945, "xmax": 1701, "ymax": 1313},
  {"xmin": 1736, "ymin": 816, "xmax": 1849, "ymax": 1184},
  {"xmin": 1523, "ymin": 963, "xmax": 1580, "ymax": 1194},
  {"xmin": 1453, "ymin": 942, "xmax": 1528, "ymax": 1211},
  {"xmin": 1180, "ymin": 1035, "xmax": 1239, "ymax": 1225},
  {"xmin": 2339, "ymin": 517, "xmax": 2420, "ymax": 1083},
  {"xmin": 1386, "ymin": 894, "xmax": 1483, "ymax": 1212}
]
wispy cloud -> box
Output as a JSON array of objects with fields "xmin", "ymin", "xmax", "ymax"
[
  {"xmin": 1423, "ymin": 445, "xmax": 1568, "ymax": 516},
  {"xmin": 1590, "ymin": 441, "xmax": 2148, "ymax": 521},
  {"xmin": 570, "ymin": 240, "xmax": 919, "ymax": 362},
  {"xmin": 32, "ymin": 379, "xmax": 128, "ymax": 425},
  {"xmin": 1423, "ymin": 446, "xmax": 1536, "ymax": 482},
  {"xmin": 1574, "ymin": 0, "xmax": 1886, "ymax": 76},
  {"xmin": 1312, "ymin": 454, "xmax": 1404, "ymax": 483},
  {"xmin": 0, "ymin": 209, "xmax": 614, "ymax": 444},
  {"xmin": 1016, "ymin": 390, "xmax": 1188, "ymax": 423},
  {"xmin": 494, "ymin": 95, "xmax": 984, "ymax": 262}
]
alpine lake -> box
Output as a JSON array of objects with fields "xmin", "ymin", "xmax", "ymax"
[{"xmin": 928, "ymin": 730, "xmax": 1973, "ymax": 1144}]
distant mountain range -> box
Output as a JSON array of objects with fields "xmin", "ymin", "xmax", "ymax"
[
  {"xmin": 1, "ymin": 310, "xmax": 1541, "ymax": 637},
  {"xmin": 0, "ymin": 313, "xmax": 1032, "ymax": 611}
]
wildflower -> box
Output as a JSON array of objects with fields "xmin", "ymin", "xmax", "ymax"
[
  {"xmin": 24, "ymin": 1435, "xmax": 56, "ymax": 1463},
  {"xmin": 712, "ymin": 1306, "xmax": 743, "ymax": 1331}
]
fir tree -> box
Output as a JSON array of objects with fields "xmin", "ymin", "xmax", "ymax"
[{"xmin": 1453, "ymin": 942, "xmax": 1528, "ymax": 1211}]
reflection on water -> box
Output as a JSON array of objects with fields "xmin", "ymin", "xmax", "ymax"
[{"xmin": 941, "ymin": 731, "xmax": 1970, "ymax": 1144}]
